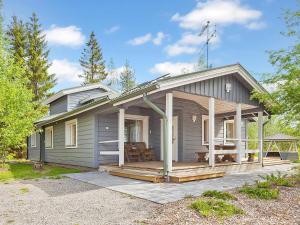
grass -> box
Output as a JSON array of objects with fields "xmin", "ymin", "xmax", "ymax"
[
  {"xmin": 239, "ymin": 185, "xmax": 279, "ymax": 200},
  {"xmin": 292, "ymin": 159, "xmax": 300, "ymax": 163},
  {"xmin": 260, "ymin": 172, "xmax": 295, "ymax": 187},
  {"xmin": 0, "ymin": 162, "xmax": 81, "ymax": 182},
  {"xmin": 20, "ymin": 187, "xmax": 29, "ymax": 194},
  {"xmin": 190, "ymin": 199, "xmax": 243, "ymax": 218},
  {"xmin": 202, "ymin": 190, "xmax": 237, "ymax": 200}
]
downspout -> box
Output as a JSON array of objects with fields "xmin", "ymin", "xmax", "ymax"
[{"xmin": 143, "ymin": 93, "xmax": 170, "ymax": 180}]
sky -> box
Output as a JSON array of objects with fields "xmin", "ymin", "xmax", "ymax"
[{"xmin": 3, "ymin": 0, "xmax": 298, "ymax": 91}]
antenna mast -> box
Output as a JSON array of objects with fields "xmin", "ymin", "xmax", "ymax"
[{"xmin": 199, "ymin": 21, "xmax": 217, "ymax": 69}]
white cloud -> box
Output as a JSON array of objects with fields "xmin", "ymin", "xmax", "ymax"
[
  {"xmin": 128, "ymin": 33, "xmax": 152, "ymax": 45},
  {"xmin": 165, "ymin": 32, "xmax": 219, "ymax": 56},
  {"xmin": 44, "ymin": 25, "xmax": 85, "ymax": 47},
  {"xmin": 105, "ymin": 25, "xmax": 120, "ymax": 34},
  {"xmin": 246, "ymin": 21, "xmax": 267, "ymax": 30},
  {"xmin": 171, "ymin": 0, "xmax": 263, "ymax": 30},
  {"xmin": 150, "ymin": 61, "xmax": 199, "ymax": 75},
  {"xmin": 165, "ymin": 44, "xmax": 198, "ymax": 56},
  {"xmin": 153, "ymin": 32, "xmax": 166, "ymax": 45},
  {"xmin": 49, "ymin": 59, "xmax": 83, "ymax": 84}
]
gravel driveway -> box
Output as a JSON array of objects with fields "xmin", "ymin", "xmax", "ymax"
[{"xmin": 0, "ymin": 178, "xmax": 158, "ymax": 225}]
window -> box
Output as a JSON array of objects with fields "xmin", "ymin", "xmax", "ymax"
[
  {"xmin": 31, "ymin": 133, "xmax": 37, "ymax": 147},
  {"xmin": 45, "ymin": 126, "xmax": 53, "ymax": 149},
  {"xmin": 202, "ymin": 115, "xmax": 209, "ymax": 145},
  {"xmin": 65, "ymin": 119, "xmax": 77, "ymax": 148},
  {"xmin": 224, "ymin": 120, "xmax": 235, "ymax": 145},
  {"xmin": 125, "ymin": 119, "xmax": 143, "ymax": 142}
]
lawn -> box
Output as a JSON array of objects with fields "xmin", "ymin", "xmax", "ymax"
[{"xmin": 0, "ymin": 162, "xmax": 81, "ymax": 182}]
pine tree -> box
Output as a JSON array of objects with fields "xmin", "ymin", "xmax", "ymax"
[
  {"xmin": 79, "ymin": 31, "xmax": 107, "ymax": 84},
  {"xmin": 27, "ymin": 13, "xmax": 56, "ymax": 102},
  {"xmin": 6, "ymin": 16, "xmax": 27, "ymax": 67},
  {"xmin": 120, "ymin": 59, "xmax": 136, "ymax": 92}
]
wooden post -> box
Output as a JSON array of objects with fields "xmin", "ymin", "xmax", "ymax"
[
  {"xmin": 209, "ymin": 97, "xmax": 215, "ymax": 167},
  {"xmin": 118, "ymin": 108, "xmax": 125, "ymax": 166},
  {"xmin": 166, "ymin": 92, "xmax": 173, "ymax": 173},
  {"xmin": 258, "ymin": 111, "xmax": 263, "ymax": 164},
  {"xmin": 235, "ymin": 103, "xmax": 242, "ymax": 164}
]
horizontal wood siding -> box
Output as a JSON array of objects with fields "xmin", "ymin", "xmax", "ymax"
[
  {"xmin": 49, "ymin": 96, "xmax": 68, "ymax": 115},
  {"xmin": 68, "ymin": 89, "xmax": 105, "ymax": 111},
  {"xmin": 176, "ymin": 73, "xmax": 259, "ymax": 106},
  {"xmin": 27, "ymin": 133, "xmax": 40, "ymax": 161},
  {"xmin": 44, "ymin": 111, "xmax": 96, "ymax": 168}
]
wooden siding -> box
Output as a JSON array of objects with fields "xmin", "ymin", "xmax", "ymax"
[
  {"xmin": 44, "ymin": 111, "xmax": 96, "ymax": 168},
  {"xmin": 27, "ymin": 133, "xmax": 41, "ymax": 161},
  {"xmin": 49, "ymin": 96, "xmax": 68, "ymax": 115},
  {"xmin": 176, "ymin": 73, "xmax": 259, "ymax": 106},
  {"xmin": 68, "ymin": 89, "xmax": 105, "ymax": 111}
]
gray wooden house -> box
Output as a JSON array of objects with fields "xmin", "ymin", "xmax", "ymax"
[{"xmin": 27, "ymin": 64, "xmax": 269, "ymax": 176}]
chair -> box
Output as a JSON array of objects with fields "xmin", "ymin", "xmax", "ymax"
[
  {"xmin": 135, "ymin": 142, "xmax": 155, "ymax": 161},
  {"xmin": 124, "ymin": 143, "xmax": 140, "ymax": 162}
]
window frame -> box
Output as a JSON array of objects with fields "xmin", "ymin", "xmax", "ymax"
[
  {"xmin": 202, "ymin": 115, "xmax": 209, "ymax": 146},
  {"xmin": 223, "ymin": 119, "xmax": 236, "ymax": 145},
  {"xmin": 65, "ymin": 119, "xmax": 78, "ymax": 148},
  {"xmin": 31, "ymin": 133, "xmax": 37, "ymax": 147},
  {"xmin": 124, "ymin": 114, "xmax": 149, "ymax": 147},
  {"xmin": 45, "ymin": 126, "xmax": 54, "ymax": 149}
]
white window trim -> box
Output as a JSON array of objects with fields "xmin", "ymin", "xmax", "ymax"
[
  {"xmin": 65, "ymin": 119, "xmax": 78, "ymax": 148},
  {"xmin": 124, "ymin": 114, "xmax": 149, "ymax": 147},
  {"xmin": 202, "ymin": 115, "xmax": 209, "ymax": 146},
  {"xmin": 31, "ymin": 133, "xmax": 37, "ymax": 147},
  {"xmin": 223, "ymin": 119, "xmax": 235, "ymax": 146},
  {"xmin": 45, "ymin": 126, "xmax": 53, "ymax": 149}
]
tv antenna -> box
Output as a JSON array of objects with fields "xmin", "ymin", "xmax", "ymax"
[{"xmin": 198, "ymin": 21, "xmax": 217, "ymax": 69}]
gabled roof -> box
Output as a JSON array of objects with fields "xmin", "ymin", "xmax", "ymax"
[
  {"xmin": 37, "ymin": 63, "xmax": 268, "ymax": 126},
  {"xmin": 112, "ymin": 63, "xmax": 268, "ymax": 105},
  {"xmin": 43, "ymin": 83, "xmax": 119, "ymax": 105}
]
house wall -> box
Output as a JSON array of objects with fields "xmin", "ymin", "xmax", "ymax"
[
  {"xmin": 176, "ymin": 73, "xmax": 259, "ymax": 106},
  {"xmin": 27, "ymin": 133, "xmax": 41, "ymax": 161},
  {"xmin": 68, "ymin": 88, "xmax": 105, "ymax": 111},
  {"xmin": 49, "ymin": 96, "xmax": 68, "ymax": 115},
  {"xmin": 43, "ymin": 111, "xmax": 97, "ymax": 168}
]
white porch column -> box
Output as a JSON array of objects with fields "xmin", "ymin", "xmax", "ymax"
[
  {"xmin": 118, "ymin": 108, "xmax": 125, "ymax": 167},
  {"xmin": 209, "ymin": 97, "xmax": 215, "ymax": 167},
  {"xmin": 166, "ymin": 92, "xmax": 173, "ymax": 173},
  {"xmin": 235, "ymin": 103, "xmax": 242, "ymax": 164},
  {"xmin": 258, "ymin": 111, "xmax": 263, "ymax": 164}
]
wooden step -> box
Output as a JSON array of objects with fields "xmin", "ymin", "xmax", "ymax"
[
  {"xmin": 263, "ymin": 159, "xmax": 290, "ymax": 166},
  {"xmin": 109, "ymin": 169, "xmax": 164, "ymax": 183},
  {"xmin": 169, "ymin": 171, "xmax": 226, "ymax": 183}
]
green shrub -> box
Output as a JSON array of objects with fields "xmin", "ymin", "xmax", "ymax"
[
  {"xmin": 255, "ymin": 181, "xmax": 271, "ymax": 189},
  {"xmin": 190, "ymin": 199, "xmax": 243, "ymax": 218},
  {"xmin": 261, "ymin": 172, "xmax": 294, "ymax": 187},
  {"xmin": 239, "ymin": 186, "xmax": 279, "ymax": 200},
  {"xmin": 202, "ymin": 190, "xmax": 237, "ymax": 200}
]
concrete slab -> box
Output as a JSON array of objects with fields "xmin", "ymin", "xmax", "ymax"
[{"xmin": 66, "ymin": 164, "xmax": 298, "ymax": 204}]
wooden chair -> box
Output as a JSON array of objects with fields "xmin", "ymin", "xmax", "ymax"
[
  {"xmin": 135, "ymin": 142, "xmax": 155, "ymax": 161},
  {"xmin": 124, "ymin": 143, "xmax": 140, "ymax": 162}
]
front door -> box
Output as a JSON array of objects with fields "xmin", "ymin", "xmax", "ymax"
[{"xmin": 160, "ymin": 116, "xmax": 178, "ymax": 161}]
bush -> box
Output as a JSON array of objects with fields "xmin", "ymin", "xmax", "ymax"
[
  {"xmin": 202, "ymin": 190, "xmax": 237, "ymax": 200},
  {"xmin": 190, "ymin": 199, "xmax": 243, "ymax": 218},
  {"xmin": 255, "ymin": 181, "xmax": 271, "ymax": 189},
  {"xmin": 239, "ymin": 186, "xmax": 279, "ymax": 200},
  {"xmin": 261, "ymin": 172, "xmax": 294, "ymax": 187}
]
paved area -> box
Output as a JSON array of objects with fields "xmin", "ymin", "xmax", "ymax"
[
  {"xmin": 0, "ymin": 178, "xmax": 157, "ymax": 225},
  {"xmin": 66, "ymin": 164, "xmax": 298, "ymax": 204}
]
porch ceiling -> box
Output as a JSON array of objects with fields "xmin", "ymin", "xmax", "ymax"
[{"xmin": 173, "ymin": 91, "xmax": 257, "ymax": 114}]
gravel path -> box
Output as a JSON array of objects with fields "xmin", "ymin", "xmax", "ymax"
[{"xmin": 0, "ymin": 178, "xmax": 158, "ymax": 225}]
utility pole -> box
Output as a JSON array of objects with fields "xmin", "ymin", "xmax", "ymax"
[{"xmin": 199, "ymin": 21, "xmax": 217, "ymax": 69}]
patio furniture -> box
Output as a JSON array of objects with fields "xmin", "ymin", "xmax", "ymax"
[
  {"xmin": 215, "ymin": 144, "xmax": 237, "ymax": 162},
  {"xmin": 135, "ymin": 142, "xmax": 156, "ymax": 161},
  {"xmin": 195, "ymin": 152, "xmax": 208, "ymax": 162},
  {"xmin": 124, "ymin": 143, "xmax": 141, "ymax": 162}
]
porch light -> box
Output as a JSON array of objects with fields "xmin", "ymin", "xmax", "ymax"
[
  {"xmin": 225, "ymin": 83, "xmax": 232, "ymax": 93},
  {"xmin": 192, "ymin": 115, "xmax": 197, "ymax": 123}
]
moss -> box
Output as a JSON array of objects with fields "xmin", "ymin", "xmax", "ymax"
[
  {"xmin": 202, "ymin": 190, "xmax": 237, "ymax": 200},
  {"xmin": 190, "ymin": 199, "xmax": 243, "ymax": 219}
]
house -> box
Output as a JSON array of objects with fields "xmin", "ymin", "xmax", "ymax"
[{"xmin": 27, "ymin": 63, "xmax": 269, "ymax": 177}]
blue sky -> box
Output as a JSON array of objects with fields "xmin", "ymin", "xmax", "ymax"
[{"xmin": 3, "ymin": 0, "xmax": 297, "ymax": 91}]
